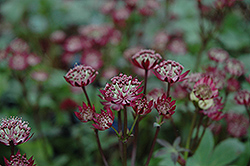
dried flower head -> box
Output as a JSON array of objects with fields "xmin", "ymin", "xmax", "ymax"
[
  {"xmin": 131, "ymin": 49, "xmax": 162, "ymax": 70},
  {"xmin": 155, "ymin": 93, "xmax": 176, "ymax": 119},
  {"xmin": 75, "ymin": 102, "xmax": 95, "ymax": 123},
  {"xmin": 93, "ymin": 108, "xmax": 114, "ymax": 131},
  {"xmin": 132, "ymin": 97, "xmax": 153, "ymax": 115},
  {"xmin": 64, "ymin": 64, "xmax": 98, "ymax": 87},
  {"xmin": 224, "ymin": 58, "xmax": 244, "ymax": 77},
  {"xmin": 234, "ymin": 90, "xmax": 250, "ymax": 106},
  {"xmin": 207, "ymin": 48, "xmax": 229, "ymax": 63},
  {"xmin": 100, "ymin": 73, "xmax": 143, "ymax": 109},
  {"xmin": 153, "ymin": 60, "xmax": 190, "ymax": 84},
  {"xmin": 4, "ymin": 150, "xmax": 36, "ymax": 166},
  {"xmin": 0, "ymin": 117, "xmax": 33, "ymax": 146}
]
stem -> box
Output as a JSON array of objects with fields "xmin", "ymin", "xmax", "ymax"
[
  {"xmin": 143, "ymin": 69, "xmax": 148, "ymax": 95},
  {"xmin": 94, "ymin": 129, "xmax": 109, "ymax": 166},
  {"xmin": 166, "ymin": 82, "xmax": 171, "ymax": 97},
  {"xmin": 118, "ymin": 111, "xmax": 123, "ymax": 159},
  {"xmin": 244, "ymin": 105, "xmax": 250, "ymax": 119},
  {"xmin": 10, "ymin": 140, "xmax": 15, "ymax": 156},
  {"xmin": 184, "ymin": 109, "xmax": 198, "ymax": 160},
  {"xmin": 123, "ymin": 107, "xmax": 128, "ymax": 166},
  {"xmin": 111, "ymin": 126, "xmax": 120, "ymax": 137},
  {"xmin": 81, "ymin": 86, "xmax": 91, "ymax": 106},
  {"xmin": 145, "ymin": 126, "xmax": 161, "ymax": 166},
  {"xmin": 128, "ymin": 115, "xmax": 139, "ymax": 137},
  {"xmin": 192, "ymin": 113, "xmax": 204, "ymax": 150}
]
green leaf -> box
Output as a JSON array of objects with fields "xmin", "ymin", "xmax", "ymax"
[{"xmin": 207, "ymin": 138, "xmax": 245, "ymax": 166}]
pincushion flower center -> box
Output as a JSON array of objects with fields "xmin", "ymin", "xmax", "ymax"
[{"xmin": 196, "ymin": 84, "xmax": 212, "ymax": 99}]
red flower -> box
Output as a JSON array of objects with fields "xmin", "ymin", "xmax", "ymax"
[
  {"xmin": 207, "ymin": 48, "xmax": 229, "ymax": 63},
  {"xmin": 75, "ymin": 102, "xmax": 95, "ymax": 123},
  {"xmin": 155, "ymin": 93, "xmax": 176, "ymax": 119},
  {"xmin": 224, "ymin": 58, "xmax": 244, "ymax": 77},
  {"xmin": 64, "ymin": 64, "xmax": 98, "ymax": 87},
  {"xmin": 201, "ymin": 98, "xmax": 225, "ymax": 121},
  {"xmin": 131, "ymin": 49, "xmax": 162, "ymax": 70},
  {"xmin": 8, "ymin": 52, "xmax": 29, "ymax": 71},
  {"xmin": 234, "ymin": 90, "xmax": 250, "ymax": 106},
  {"xmin": 4, "ymin": 150, "xmax": 36, "ymax": 166},
  {"xmin": 100, "ymin": 73, "xmax": 143, "ymax": 110},
  {"xmin": 93, "ymin": 108, "xmax": 114, "ymax": 131},
  {"xmin": 63, "ymin": 36, "xmax": 83, "ymax": 53},
  {"xmin": 153, "ymin": 60, "xmax": 190, "ymax": 84},
  {"xmin": 132, "ymin": 97, "xmax": 153, "ymax": 115},
  {"xmin": 80, "ymin": 49, "xmax": 103, "ymax": 70},
  {"xmin": 7, "ymin": 38, "xmax": 29, "ymax": 54}
]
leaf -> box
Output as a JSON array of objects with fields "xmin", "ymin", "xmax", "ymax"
[
  {"xmin": 207, "ymin": 138, "xmax": 245, "ymax": 166},
  {"xmin": 157, "ymin": 138, "xmax": 172, "ymax": 148}
]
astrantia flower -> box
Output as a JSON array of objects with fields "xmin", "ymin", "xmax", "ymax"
[
  {"xmin": 101, "ymin": 0, "xmax": 116, "ymax": 15},
  {"xmin": 93, "ymin": 108, "xmax": 114, "ymax": 131},
  {"xmin": 0, "ymin": 117, "xmax": 33, "ymax": 146},
  {"xmin": 27, "ymin": 53, "xmax": 41, "ymax": 66},
  {"xmin": 224, "ymin": 58, "xmax": 244, "ymax": 77},
  {"xmin": 100, "ymin": 73, "xmax": 143, "ymax": 109},
  {"xmin": 225, "ymin": 112, "xmax": 249, "ymax": 137},
  {"xmin": 167, "ymin": 38, "xmax": 187, "ymax": 55},
  {"xmin": 131, "ymin": 49, "xmax": 162, "ymax": 70},
  {"xmin": 153, "ymin": 31, "xmax": 169, "ymax": 52},
  {"xmin": 153, "ymin": 60, "xmax": 190, "ymax": 84},
  {"xmin": 112, "ymin": 8, "xmax": 131, "ymax": 27},
  {"xmin": 234, "ymin": 90, "xmax": 250, "ymax": 106},
  {"xmin": 8, "ymin": 52, "xmax": 29, "ymax": 71},
  {"xmin": 201, "ymin": 97, "xmax": 224, "ymax": 121},
  {"xmin": 4, "ymin": 150, "xmax": 36, "ymax": 166},
  {"xmin": 227, "ymin": 78, "xmax": 240, "ymax": 92},
  {"xmin": 80, "ymin": 50, "xmax": 103, "ymax": 70},
  {"xmin": 50, "ymin": 30, "xmax": 66, "ymax": 43},
  {"xmin": 75, "ymin": 102, "xmax": 95, "ymax": 123},
  {"xmin": 204, "ymin": 66, "xmax": 226, "ymax": 89},
  {"xmin": 155, "ymin": 93, "xmax": 176, "ymax": 119},
  {"xmin": 132, "ymin": 97, "xmax": 153, "ymax": 115},
  {"xmin": 7, "ymin": 38, "xmax": 29, "ymax": 54},
  {"xmin": 147, "ymin": 88, "xmax": 164, "ymax": 102},
  {"xmin": 63, "ymin": 36, "xmax": 83, "ymax": 53},
  {"xmin": 64, "ymin": 64, "xmax": 98, "ymax": 87},
  {"xmin": 31, "ymin": 71, "xmax": 49, "ymax": 82},
  {"xmin": 207, "ymin": 48, "xmax": 229, "ymax": 63},
  {"xmin": 123, "ymin": 46, "xmax": 143, "ymax": 61}
]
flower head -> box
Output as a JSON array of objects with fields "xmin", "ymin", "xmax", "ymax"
[
  {"xmin": 207, "ymin": 48, "xmax": 229, "ymax": 63},
  {"xmin": 224, "ymin": 58, "xmax": 244, "ymax": 77},
  {"xmin": 80, "ymin": 49, "xmax": 103, "ymax": 70},
  {"xmin": 132, "ymin": 97, "xmax": 153, "ymax": 115},
  {"xmin": 75, "ymin": 102, "xmax": 95, "ymax": 123},
  {"xmin": 92, "ymin": 108, "xmax": 114, "ymax": 131},
  {"xmin": 100, "ymin": 73, "xmax": 143, "ymax": 109},
  {"xmin": 153, "ymin": 60, "xmax": 190, "ymax": 84},
  {"xmin": 234, "ymin": 90, "xmax": 250, "ymax": 106},
  {"xmin": 131, "ymin": 49, "xmax": 162, "ymax": 70},
  {"xmin": 167, "ymin": 38, "xmax": 187, "ymax": 55},
  {"xmin": 0, "ymin": 117, "xmax": 33, "ymax": 146},
  {"xmin": 155, "ymin": 93, "xmax": 176, "ymax": 119},
  {"xmin": 64, "ymin": 64, "xmax": 98, "ymax": 87},
  {"xmin": 7, "ymin": 38, "xmax": 29, "ymax": 54},
  {"xmin": 50, "ymin": 30, "xmax": 66, "ymax": 43},
  {"xmin": 8, "ymin": 52, "xmax": 29, "ymax": 71},
  {"xmin": 4, "ymin": 150, "xmax": 36, "ymax": 166},
  {"xmin": 63, "ymin": 36, "xmax": 83, "ymax": 53}
]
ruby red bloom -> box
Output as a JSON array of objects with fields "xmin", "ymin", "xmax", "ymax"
[
  {"xmin": 80, "ymin": 49, "xmax": 103, "ymax": 70},
  {"xmin": 132, "ymin": 97, "xmax": 153, "ymax": 115},
  {"xmin": 207, "ymin": 48, "xmax": 229, "ymax": 63},
  {"xmin": 100, "ymin": 73, "xmax": 143, "ymax": 109},
  {"xmin": 93, "ymin": 108, "xmax": 114, "ymax": 131},
  {"xmin": 63, "ymin": 36, "xmax": 83, "ymax": 53},
  {"xmin": 7, "ymin": 38, "xmax": 29, "ymax": 54},
  {"xmin": 234, "ymin": 90, "xmax": 250, "ymax": 106},
  {"xmin": 131, "ymin": 49, "xmax": 162, "ymax": 70},
  {"xmin": 224, "ymin": 58, "xmax": 244, "ymax": 77},
  {"xmin": 64, "ymin": 64, "xmax": 98, "ymax": 87},
  {"xmin": 75, "ymin": 102, "xmax": 95, "ymax": 123},
  {"xmin": 0, "ymin": 117, "xmax": 33, "ymax": 146},
  {"xmin": 153, "ymin": 60, "xmax": 190, "ymax": 84},
  {"xmin": 155, "ymin": 93, "xmax": 176, "ymax": 119},
  {"xmin": 4, "ymin": 150, "xmax": 36, "ymax": 166},
  {"xmin": 8, "ymin": 52, "xmax": 29, "ymax": 71}
]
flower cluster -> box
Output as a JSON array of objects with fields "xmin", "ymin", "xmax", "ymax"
[
  {"xmin": 132, "ymin": 97, "xmax": 153, "ymax": 115},
  {"xmin": 4, "ymin": 150, "xmax": 36, "ymax": 166},
  {"xmin": 155, "ymin": 93, "xmax": 176, "ymax": 119},
  {"xmin": 75, "ymin": 102, "xmax": 96, "ymax": 123},
  {"xmin": 92, "ymin": 108, "xmax": 114, "ymax": 131}
]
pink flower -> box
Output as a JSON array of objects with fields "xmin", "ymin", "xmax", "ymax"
[
  {"xmin": 207, "ymin": 48, "xmax": 229, "ymax": 63},
  {"xmin": 167, "ymin": 38, "xmax": 187, "ymax": 55},
  {"xmin": 153, "ymin": 60, "xmax": 190, "ymax": 84},
  {"xmin": 112, "ymin": 8, "xmax": 131, "ymax": 27},
  {"xmin": 7, "ymin": 38, "xmax": 29, "ymax": 54},
  {"xmin": 155, "ymin": 93, "xmax": 176, "ymax": 119},
  {"xmin": 0, "ymin": 117, "xmax": 33, "ymax": 146},
  {"xmin": 234, "ymin": 90, "xmax": 250, "ymax": 106},
  {"xmin": 131, "ymin": 49, "xmax": 162, "ymax": 70},
  {"xmin": 80, "ymin": 49, "xmax": 103, "ymax": 70},
  {"xmin": 132, "ymin": 97, "xmax": 153, "ymax": 115},
  {"xmin": 201, "ymin": 98, "xmax": 225, "ymax": 121},
  {"xmin": 123, "ymin": 46, "xmax": 143, "ymax": 61},
  {"xmin": 181, "ymin": 72, "xmax": 203, "ymax": 91},
  {"xmin": 8, "ymin": 52, "xmax": 29, "ymax": 71},
  {"xmin": 225, "ymin": 112, "xmax": 249, "ymax": 137},
  {"xmin": 4, "ymin": 150, "xmax": 36, "ymax": 166},
  {"xmin": 101, "ymin": 67, "xmax": 119, "ymax": 80},
  {"xmin": 172, "ymin": 84, "xmax": 189, "ymax": 99},
  {"xmin": 50, "ymin": 30, "xmax": 66, "ymax": 43},
  {"xmin": 64, "ymin": 64, "xmax": 98, "ymax": 87},
  {"xmin": 75, "ymin": 102, "xmax": 95, "ymax": 123},
  {"xmin": 204, "ymin": 66, "xmax": 226, "ymax": 89},
  {"xmin": 63, "ymin": 36, "xmax": 83, "ymax": 53},
  {"xmin": 146, "ymin": 88, "xmax": 165, "ymax": 102},
  {"xmin": 101, "ymin": 0, "xmax": 116, "ymax": 15},
  {"xmin": 93, "ymin": 108, "xmax": 114, "ymax": 131},
  {"xmin": 0, "ymin": 50, "xmax": 7, "ymax": 60},
  {"xmin": 27, "ymin": 53, "xmax": 41, "ymax": 66},
  {"xmin": 227, "ymin": 78, "xmax": 240, "ymax": 92},
  {"xmin": 100, "ymin": 73, "xmax": 143, "ymax": 109},
  {"xmin": 224, "ymin": 58, "xmax": 244, "ymax": 77},
  {"xmin": 152, "ymin": 31, "xmax": 169, "ymax": 52},
  {"xmin": 31, "ymin": 71, "xmax": 49, "ymax": 82},
  {"xmin": 139, "ymin": 0, "xmax": 160, "ymax": 16},
  {"xmin": 61, "ymin": 52, "xmax": 76, "ymax": 65}
]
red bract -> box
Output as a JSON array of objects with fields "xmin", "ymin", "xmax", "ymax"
[
  {"xmin": 99, "ymin": 73, "xmax": 143, "ymax": 110},
  {"xmin": 93, "ymin": 108, "xmax": 114, "ymax": 131},
  {"xmin": 0, "ymin": 117, "xmax": 33, "ymax": 146},
  {"xmin": 64, "ymin": 64, "xmax": 98, "ymax": 87},
  {"xmin": 132, "ymin": 97, "xmax": 153, "ymax": 115},
  {"xmin": 155, "ymin": 93, "xmax": 176, "ymax": 119},
  {"xmin": 81, "ymin": 49, "xmax": 103, "ymax": 70},
  {"xmin": 153, "ymin": 60, "xmax": 190, "ymax": 84},
  {"xmin": 234, "ymin": 90, "xmax": 250, "ymax": 106},
  {"xmin": 207, "ymin": 48, "xmax": 229, "ymax": 63},
  {"xmin": 131, "ymin": 49, "xmax": 162, "ymax": 70},
  {"xmin": 4, "ymin": 150, "xmax": 36, "ymax": 166},
  {"xmin": 224, "ymin": 58, "xmax": 244, "ymax": 77},
  {"xmin": 75, "ymin": 102, "xmax": 95, "ymax": 123}
]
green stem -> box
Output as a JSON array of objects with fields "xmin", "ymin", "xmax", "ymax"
[
  {"xmin": 81, "ymin": 86, "xmax": 91, "ymax": 106},
  {"xmin": 10, "ymin": 140, "xmax": 15, "ymax": 156},
  {"xmin": 192, "ymin": 113, "xmax": 204, "ymax": 150},
  {"xmin": 128, "ymin": 115, "xmax": 139, "ymax": 137},
  {"xmin": 111, "ymin": 126, "xmax": 120, "ymax": 137},
  {"xmin": 94, "ymin": 129, "xmax": 109, "ymax": 166},
  {"xmin": 122, "ymin": 107, "xmax": 128, "ymax": 166},
  {"xmin": 166, "ymin": 82, "xmax": 171, "ymax": 97}
]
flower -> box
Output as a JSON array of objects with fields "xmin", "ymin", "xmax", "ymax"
[
  {"xmin": 64, "ymin": 64, "xmax": 98, "ymax": 87},
  {"xmin": 8, "ymin": 52, "xmax": 29, "ymax": 71},
  {"xmin": 132, "ymin": 97, "xmax": 153, "ymax": 115},
  {"xmin": 167, "ymin": 38, "xmax": 187, "ymax": 55},
  {"xmin": 152, "ymin": 31, "xmax": 169, "ymax": 52},
  {"xmin": 50, "ymin": 30, "xmax": 66, "ymax": 43},
  {"xmin": 0, "ymin": 117, "xmax": 33, "ymax": 146},
  {"xmin": 101, "ymin": 0, "xmax": 116, "ymax": 15},
  {"xmin": 224, "ymin": 58, "xmax": 244, "ymax": 77},
  {"xmin": 63, "ymin": 36, "xmax": 83, "ymax": 53},
  {"xmin": 27, "ymin": 53, "xmax": 41, "ymax": 66},
  {"xmin": 100, "ymin": 73, "xmax": 143, "ymax": 110},
  {"xmin": 155, "ymin": 93, "xmax": 176, "ymax": 119},
  {"xmin": 153, "ymin": 60, "xmax": 190, "ymax": 84},
  {"xmin": 31, "ymin": 71, "xmax": 49, "ymax": 82},
  {"xmin": 225, "ymin": 112, "xmax": 249, "ymax": 137},
  {"xmin": 207, "ymin": 48, "xmax": 229, "ymax": 63},
  {"xmin": 80, "ymin": 49, "xmax": 103, "ymax": 70},
  {"xmin": 112, "ymin": 8, "xmax": 131, "ymax": 27},
  {"xmin": 227, "ymin": 78, "xmax": 240, "ymax": 92},
  {"xmin": 131, "ymin": 49, "xmax": 162, "ymax": 70},
  {"xmin": 75, "ymin": 102, "xmax": 95, "ymax": 123},
  {"xmin": 123, "ymin": 46, "xmax": 143, "ymax": 61},
  {"xmin": 92, "ymin": 108, "xmax": 114, "ymax": 131},
  {"xmin": 234, "ymin": 90, "xmax": 250, "ymax": 106},
  {"xmin": 4, "ymin": 150, "xmax": 36, "ymax": 166},
  {"xmin": 60, "ymin": 98, "xmax": 78, "ymax": 111},
  {"xmin": 7, "ymin": 38, "xmax": 29, "ymax": 54}
]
